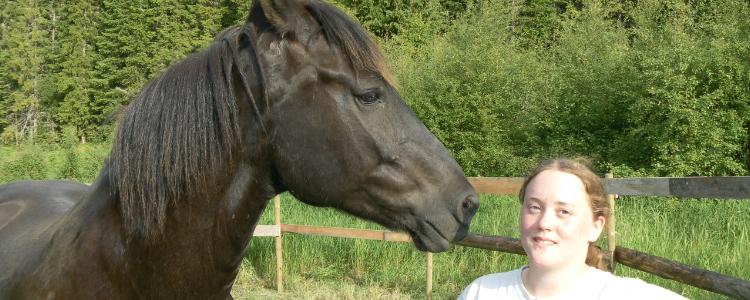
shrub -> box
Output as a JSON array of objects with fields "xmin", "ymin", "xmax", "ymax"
[
  {"xmin": 0, "ymin": 146, "xmax": 48, "ymax": 183},
  {"xmin": 385, "ymin": 0, "xmax": 750, "ymax": 176}
]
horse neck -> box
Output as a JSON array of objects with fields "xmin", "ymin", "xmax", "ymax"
[
  {"xmin": 129, "ymin": 160, "xmax": 277, "ymax": 296},
  {"xmin": 47, "ymin": 161, "xmax": 277, "ymax": 297}
]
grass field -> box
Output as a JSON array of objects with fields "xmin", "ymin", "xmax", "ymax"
[
  {"xmin": 0, "ymin": 144, "xmax": 110, "ymax": 184},
  {"xmin": 2, "ymin": 145, "xmax": 748, "ymax": 299},
  {"xmin": 240, "ymin": 193, "xmax": 750, "ymax": 300}
]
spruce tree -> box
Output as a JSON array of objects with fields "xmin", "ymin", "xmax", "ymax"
[
  {"xmin": 93, "ymin": 0, "xmax": 226, "ymax": 120},
  {"xmin": 0, "ymin": 0, "xmax": 52, "ymax": 144},
  {"xmin": 52, "ymin": 0, "xmax": 100, "ymax": 143}
]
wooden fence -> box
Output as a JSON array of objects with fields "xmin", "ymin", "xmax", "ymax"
[{"xmin": 252, "ymin": 176, "xmax": 750, "ymax": 299}]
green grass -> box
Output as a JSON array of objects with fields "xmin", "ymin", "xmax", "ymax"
[
  {"xmin": 242, "ymin": 194, "xmax": 749, "ymax": 300},
  {"xmin": 2, "ymin": 145, "xmax": 748, "ymax": 299},
  {"xmin": 611, "ymin": 197, "xmax": 750, "ymax": 297},
  {"xmin": 0, "ymin": 144, "xmax": 110, "ymax": 184},
  {"xmin": 231, "ymin": 261, "xmax": 414, "ymax": 299}
]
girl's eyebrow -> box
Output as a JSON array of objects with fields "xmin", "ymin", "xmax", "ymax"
[
  {"xmin": 526, "ymin": 197, "xmax": 573, "ymax": 204},
  {"xmin": 559, "ymin": 200, "xmax": 586, "ymax": 211},
  {"xmin": 524, "ymin": 197, "xmax": 543, "ymax": 204},
  {"xmin": 525, "ymin": 197, "xmax": 579, "ymax": 209}
]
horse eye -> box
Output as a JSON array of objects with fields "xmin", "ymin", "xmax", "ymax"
[{"xmin": 356, "ymin": 91, "xmax": 382, "ymax": 105}]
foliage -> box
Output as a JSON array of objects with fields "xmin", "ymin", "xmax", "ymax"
[
  {"xmin": 0, "ymin": 145, "xmax": 47, "ymax": 182},
  {"xmin": 48, "ymin": 0, "xmax": 101, "ymax": 144},
  {"xmin": 92, "ymin": 1, "xmax": 236, "ymax": 134},
  {"xmin": 334, "ymin": 0, "xmax": 466, "ymax": 40},
  {"xmin": 1, "ymin": 0, "xmax": 748, "ymax": 177},
  {"xmin": 0, "ymin": 143, "xmax": 109, "ymax": 184},
  {"xmin": 0, "ymin": 1, "xmax": 247, "ymax": 145},
  {"xmin": 57, "ymin": 143, "xmax": 110, "ymax": 183},
  {"xmin": 618, "ymin": 0, "xmax": 750, "ymax": 176},
  {"xmin": 0, "ymin": 0, "xmax": 55, "ymax": 144},
  {"xmin": 386, "ymin": 0, "xmax": 750, "ymax": 176}
]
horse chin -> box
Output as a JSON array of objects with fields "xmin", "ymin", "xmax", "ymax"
[
  {"xmin": 409, "ymin": 231, "xmax": 451, "ymax": 252},
  {"xmin": 407, "ymin": 221, "xmax": 453, "ymax": 253}
]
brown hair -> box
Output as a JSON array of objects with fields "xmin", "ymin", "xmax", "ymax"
[
  {"xmin": 518, "ymin": 158, "xmax": 612, "ymax": 270},
  {"xmin": 518, "ymin": 158, "xmax": 609, "ymax": 220}
]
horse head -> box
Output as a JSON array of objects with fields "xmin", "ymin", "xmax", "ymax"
[{"xmin": 238, "ymin": 0, "xmax": 479, "ymax": 252}]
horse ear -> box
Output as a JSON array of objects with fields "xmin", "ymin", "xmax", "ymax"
[
  {"xmin": 253, "ymin": 0, "xmax": 316, "ymax": 42},
  {"xmin": 257, "ymin": 0, "xmax": 289, "ymax": 33}
]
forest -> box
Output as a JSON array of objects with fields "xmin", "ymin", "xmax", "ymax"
[{"xmin": 1, "ymin": 0, "xmax": 749, "ymax": 177}]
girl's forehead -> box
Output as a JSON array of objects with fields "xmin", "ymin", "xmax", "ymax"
[{"xmin": 524, "ymin": 170, "xmax": 589, "ymax": 206}]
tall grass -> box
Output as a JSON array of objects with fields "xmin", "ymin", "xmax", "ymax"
[
  {"xmin": 244, "ymin": 194, "xmax": 750, "ymax": 299},
  {"xmin": 0, "ymin": 144, "xmax": 110, "ymax": 184},
  {"xmin": 2, "ymin": 146, "xmax": 747, "ymax": 299}
]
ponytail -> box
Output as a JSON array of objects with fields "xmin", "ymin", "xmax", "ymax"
[{"xmin": 585, "ymin": 243, "xmax": 612, "ymax": 271}]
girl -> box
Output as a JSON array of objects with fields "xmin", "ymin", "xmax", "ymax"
[{"xmin": 458, "ymin": 159, "xmax": 687, "ymax": 299}]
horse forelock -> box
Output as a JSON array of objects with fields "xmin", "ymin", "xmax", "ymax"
[
  {"xmin": 111, "ymin": 40, "xmax": 243, "ymax": 241},
  {"xmin": 304, "ymin": 2, "xmax": 397, "ymax": 88}
]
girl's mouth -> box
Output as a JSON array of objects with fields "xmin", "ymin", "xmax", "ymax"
[{"xmin": 533, "ymin": 236, "xmax": 557, "ymax": 245}]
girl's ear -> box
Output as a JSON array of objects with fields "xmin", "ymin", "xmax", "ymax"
[{"xmin": 589, "ymin": 215, "xmax": 606, "ymax": 242}]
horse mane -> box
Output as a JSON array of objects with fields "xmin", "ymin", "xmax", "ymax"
[
  {"xmin": 304, "ymin": 1, "xmax": 396, "ymax": 86},
  {"xmin": 110, "ymin": 0, "xmax": 394, "ymax": 240},
  {"xmin": 110, "ymin": 39, "xmax": 242, "ymax": 240}
]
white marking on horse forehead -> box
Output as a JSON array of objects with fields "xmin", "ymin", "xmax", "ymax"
[{"xmin": 267, "ymin": 40, "xmax": 283, "ymax": 56}]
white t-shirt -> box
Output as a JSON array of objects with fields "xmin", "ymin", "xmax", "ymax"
[{"xmin": 457, "ymin": 267, "xmax": 688, "ymax": 300}]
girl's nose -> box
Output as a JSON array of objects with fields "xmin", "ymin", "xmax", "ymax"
[{"xmin": 537, "ymin": 211, "xmax": 555, "ymax": 230}]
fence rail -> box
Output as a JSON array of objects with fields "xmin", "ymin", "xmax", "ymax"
[
  {"xmin": 253, "ymin": 176, "xmax": 750, "ymax": 299},
  {"xmin": 281, "ymin": 224, "xmax": 411, "ymax": 242},
  {"xmin": 469, "ymin": 176, "xmax": 750, "ymax": 199}
]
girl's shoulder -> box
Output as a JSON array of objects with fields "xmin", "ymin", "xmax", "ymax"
[
  {"xmin": 596, "ymin": 270, "xmax": 688, "ymax": 300},
  {"xmin": 457, "ymin": 268, "xmax": 527, "ymax": 300},
  {"xmin": 465, "ymin": 267, "xmax": 524, "ymax": 290}
]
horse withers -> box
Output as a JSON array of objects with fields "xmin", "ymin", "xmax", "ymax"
[{"xmin": 0, "ymin": 0, "xmax": 479, "ymax": 298}]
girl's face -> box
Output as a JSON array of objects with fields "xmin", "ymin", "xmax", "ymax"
[{"xmin": 520, "ymin": 170, "xmax": 605, "ymax": 271}]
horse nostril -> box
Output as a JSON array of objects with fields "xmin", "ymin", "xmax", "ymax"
[{"xmin": 462, "ymin": 194, "xmax": 479, "ymax": 214}]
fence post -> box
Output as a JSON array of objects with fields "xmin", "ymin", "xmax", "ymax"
[
  {"xmin": 605, "ymin": 173, "xmax": 617, "ymax": 271},
  {"xmin": 274, "ymin": 195, "xmax": 284, "ymax": 293},
  {"xmin": 426, "ymin": 252, "xmax": 433, "ymax": 300}
]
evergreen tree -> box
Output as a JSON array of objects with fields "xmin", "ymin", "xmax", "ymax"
[
  {"xmin": 335, "ymin": 0, "xmax": 455, "ymax": 41},
  {"xmin": 0, "ymin": 0, "xmax": 52, "ymax": 144},
  {"xmin": 0, "ymin": 3, "xmax": 11, "ymax": 132},
  {"xmin": 51, "ymin": 0, "xmax": 100, "ymax": 143},
  {"xmin": 93, "ymin": 0, "xmax": 227, "ymax": 120}
]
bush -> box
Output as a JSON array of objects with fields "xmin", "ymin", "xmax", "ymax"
[
  {"xmin": 57, "ymin": 143, "xmax": 110, "ymax": 183},
  {"xmin": 0, "ymin": 146, "xmax": 49, "ymax": 183},
  {"xmin": 0, "ymin": 143, "xmax": 110, "ymax": 184},
  {"xmin": 384, "ymin": 0, "xmax": 750, "ymax": 176}
]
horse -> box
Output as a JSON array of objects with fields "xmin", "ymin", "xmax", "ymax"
[{"xmin": 0, "ymin": 0, "xmax": 479, "ymax": 298}]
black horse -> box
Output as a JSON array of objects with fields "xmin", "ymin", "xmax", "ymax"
[{"xmin": 0, "ymin": 0, "xmax": 478, "ymax": 298}]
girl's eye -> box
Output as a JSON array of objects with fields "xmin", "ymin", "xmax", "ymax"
[
  {"xmin": 528, "ymin": 205, "xmax": 541, "ymax": 213},
  {"xmin": 558, "ymin": 209, "xmax": 571, "ymax": 216}
]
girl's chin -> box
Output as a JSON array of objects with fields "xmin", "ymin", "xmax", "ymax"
[
  {"xmin": 527, "ymin": 250, "xmax": 565, "ymax": 268},
  {"xmin": 528, "ymin": 255, "xmax": 557, "ymax": 266}
]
